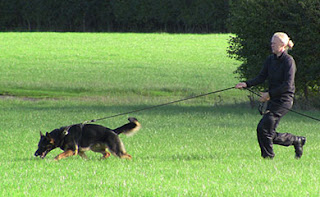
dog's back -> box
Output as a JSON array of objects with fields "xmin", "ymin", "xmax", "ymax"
[{"xmin": 77, "ymin": 124, "xmax": 118, "ymax": 148}]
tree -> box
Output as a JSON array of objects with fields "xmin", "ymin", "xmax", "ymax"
[{"xmin": 228, "ymin": 0, "xmax": 320, "ymax": 99}]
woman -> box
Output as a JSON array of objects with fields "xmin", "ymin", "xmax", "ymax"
[{"xmin": 235, "ymin": 32, "xmax": 306, "ymax": 159}]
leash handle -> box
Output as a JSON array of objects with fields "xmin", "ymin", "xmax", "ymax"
[{"xmin": 246, "ymin": 88, "xmax": 320, "ymax": 122}]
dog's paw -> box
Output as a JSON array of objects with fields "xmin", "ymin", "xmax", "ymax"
[{"xmin": 121, "ymin": 153, "xmax": 132, "ymax": 160}]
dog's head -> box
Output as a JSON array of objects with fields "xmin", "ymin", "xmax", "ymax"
[{"xmin": 34, "ymin": 131, "xmax": 56, "ymax": 159}]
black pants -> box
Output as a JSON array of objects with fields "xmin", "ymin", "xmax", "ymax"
[{"xmin": 257, "ymin": 98, "xmax": 297, "ymax": 158}]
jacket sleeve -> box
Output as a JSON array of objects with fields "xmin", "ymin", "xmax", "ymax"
[
  {"xmin": 268, "ymin": 57, "xmax": 296, "ymax": 98},
  {"xmin": 245, "ymin": 57, "xmax": 270, "ymax": 88}
]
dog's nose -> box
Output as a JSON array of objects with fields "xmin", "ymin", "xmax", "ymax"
[{"xmin": 34, "ymin": 151, "xmax": 39, "ymax": 157}]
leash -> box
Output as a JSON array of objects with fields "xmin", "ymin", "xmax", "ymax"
[
  {"xmin": 82, "ymin": 87, "xmax": 235, "ymax": 124},
  {"xmin": 246, "ymin": 88, "xmax": 320, "ymax": 122},
  {"xmin": 71, "ymin": 86, "xmax": 318, "ymax": 125}
]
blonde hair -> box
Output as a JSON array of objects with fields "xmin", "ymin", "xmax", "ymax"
[{"xmin": 273, "ymin": 32, "xmax": 294, "ymax": 50}]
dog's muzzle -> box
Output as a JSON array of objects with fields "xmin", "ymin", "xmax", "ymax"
[
  {"xmin": 34, "ymin": 150, "xmax": 40, "ymax": 157},
  {"xmin": 34, "ymin": 150, "xmax": 48, "ymax": 159}
]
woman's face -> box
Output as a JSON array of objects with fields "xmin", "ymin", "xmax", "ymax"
[{"xmin": 271, "ymin": 36, "xmax": 285, "ymax": 55}]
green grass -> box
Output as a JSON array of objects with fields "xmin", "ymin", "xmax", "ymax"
[
  {"xmin": 1, "ymin": 99, "xmax": 320, "ymax": 196},
  {"xmin": 1, "ymin": 33, "xmax": 320, "ymax": 196},
  {"xmin": 0, "ymin": 33, "xmax": 242, "ymax": 101}
]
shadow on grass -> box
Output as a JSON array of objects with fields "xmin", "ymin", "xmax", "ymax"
[
  {"xmin": 19, "ymin": 102, "xmax": 256, "ymax": 117},
  {"xmin": 12, "ymin": 100, "xmax": 318, "ymax": 126}
]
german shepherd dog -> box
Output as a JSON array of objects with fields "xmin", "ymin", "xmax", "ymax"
[{"xmin": 34, "ymin": 117, "xmax": 141, "ymax": 161}]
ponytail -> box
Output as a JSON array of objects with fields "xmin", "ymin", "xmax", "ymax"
[{"xmin": 287, "ymin": 39, "xmax": 294, "ymax": 50}]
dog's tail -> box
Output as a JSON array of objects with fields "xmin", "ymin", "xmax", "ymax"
[{"xmin": 113, "ymin": 117, "xmax": 141, "ymax": 136}]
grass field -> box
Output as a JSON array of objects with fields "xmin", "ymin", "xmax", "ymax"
[
  {"xmin": 1, "ymin": 33, "xmax": 320, "ymax": 196},
  {"xmin": 0, "ymin": 33, "xmax": 241, "ymax": 100}
]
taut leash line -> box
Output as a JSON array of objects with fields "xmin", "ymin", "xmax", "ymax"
[
  {"xmin": 84, "ymin": 87, "xmax": 235, "ymax": 124},
  {"xmin": 246, "ymin": 88, "xmax": 320, "ymax": 122}
]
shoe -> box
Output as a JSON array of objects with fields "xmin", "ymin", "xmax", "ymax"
[{"xmin": 294, "ymin": 136, "xmax": 306, "ymax": 159}]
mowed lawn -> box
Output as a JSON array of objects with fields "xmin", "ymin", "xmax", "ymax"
[
  {"xmin": 0, "ymin": 33, "xmax": 241, "ymax": 100},
  {"xmin": 1, "ymin": 33, "xmax": 320, "ymax": 196}
]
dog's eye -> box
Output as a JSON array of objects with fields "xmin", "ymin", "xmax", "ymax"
[{"xmin": 40, "ymin": 144, "xmax": 52, "ymax": 149}]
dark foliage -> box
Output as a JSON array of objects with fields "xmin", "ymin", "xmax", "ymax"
[
  {"xmin": 227, "ymin": 0, "xmax": 320, "ymax": 99},
  {"xmin": 0, "ymin": 0, "xmax": 229, "ymax": 33}
]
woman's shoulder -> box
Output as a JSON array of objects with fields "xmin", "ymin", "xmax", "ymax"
[
  {"xmin": 280, "ymin": 52, "xmax": 296, "ymax": 70},
  {"xmin": 281, "ymin": 52, "xmax": 294, "ymax": 59},
  {"xmin": 282, "ymin": 52, "xmax": 295, "ymax": 63},
  {"xmin": 265, "ymin": 54, "xmax": 275, "ymax": 63}
]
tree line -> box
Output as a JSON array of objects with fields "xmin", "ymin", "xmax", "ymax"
[{"xmin": 0, "ymin": 0, "xmax": 229, "ymax": 33}]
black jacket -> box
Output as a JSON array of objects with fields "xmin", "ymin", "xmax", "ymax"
[{"xmin": 246, "ymin": 52, "xmax": 296, "ymax": 100}]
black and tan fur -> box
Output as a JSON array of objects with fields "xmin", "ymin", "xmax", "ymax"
[{"xmin": 34, "ymin": 117, "xmax": 141, "ymax": 161}]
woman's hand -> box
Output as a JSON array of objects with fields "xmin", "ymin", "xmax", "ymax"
[
  {"xmin": 259, "ymin": 92, "xmax": 270, "ymax": 102},
  {"xmin": 235, "ymin": 82, "xmax": 247, "ymax": 89}
]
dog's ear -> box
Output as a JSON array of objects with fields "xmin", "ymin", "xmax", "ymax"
[
  {"xmin": 46, "ymin": 132, "xmax": 52, "ymax": 139},
  {"xmin": 40, "ymin": 131, "xmax": 44, "ymax": 137}
]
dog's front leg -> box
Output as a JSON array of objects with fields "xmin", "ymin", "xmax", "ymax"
[{"xmin": 54, "ymin": 150, "xmax": 75, "ymax": 161}]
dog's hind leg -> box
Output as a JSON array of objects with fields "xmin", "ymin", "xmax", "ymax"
[
  {"xmin": 109, "ymin": 150, "xmax": 132, "ymax": 160},
  {"xmin": 91, "ymin": 144, "xmax": 111, "ymax": 159},
  {"xmin": 78, "ymin": 151, "xmax": 88, "ymax": 159},
  {"xmin": 54, "ymin": 150, "xmax": 75, "ymax": 161},
  {"xmin": 108, "ymin": 138, "xmax": 132, "ymax": 160}
]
